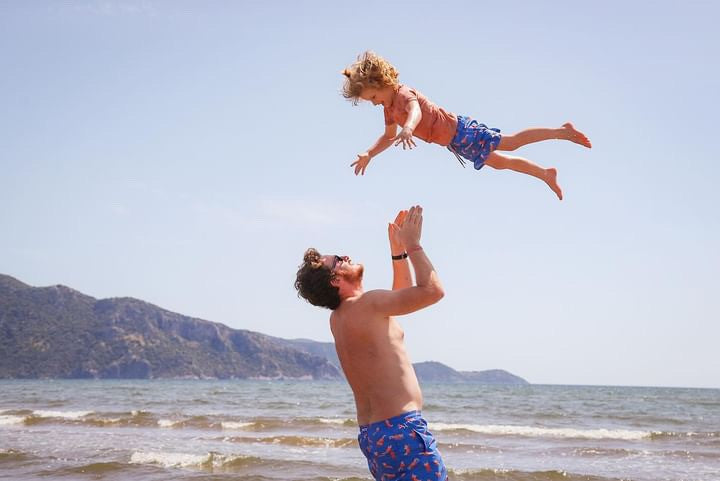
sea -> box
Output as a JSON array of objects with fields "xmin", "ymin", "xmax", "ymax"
[{"xmin": 0, "ymin": 380, "xmax": 718, "ymax": 481}]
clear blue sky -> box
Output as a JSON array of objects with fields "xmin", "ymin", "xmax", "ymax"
[{"xmin": 2, "ymin": 1, "xmax": 718, "ymax": 388}]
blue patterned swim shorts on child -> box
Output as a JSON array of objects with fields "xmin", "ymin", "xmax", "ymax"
[
  {"xmin": 448, "ymin": 115, "xmax": 502, "ymax": 170},
  {"xmin": 358, "ymin": 410, "xmax": 447, "ymax": 481}
]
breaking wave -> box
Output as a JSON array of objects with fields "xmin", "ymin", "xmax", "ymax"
[
  {"xmin": 448, "ymin": 468, "xmax": 626, "ymax": 481},
  {"xmin": 430, "ymin": 423, "xmax": 650, "ymax": 440},
  {"xmin": 129, "ymin": 450, "xmax": 262, "ymax": 470}
]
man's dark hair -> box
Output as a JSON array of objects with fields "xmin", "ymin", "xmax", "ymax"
[{"xmin": 294, "ymin": 248, "xmax": 341, "ymax": 310}]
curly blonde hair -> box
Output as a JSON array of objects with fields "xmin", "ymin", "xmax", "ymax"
[{"xmin": 341, "ymin": 51, "xmax": 399, "ymax": 105}]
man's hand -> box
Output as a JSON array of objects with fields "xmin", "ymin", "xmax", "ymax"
[
  {"xmin": 393, "ymin": 127, "xmax": 417, "ymax": 150},
  {"xmin": 388, "ymin": 210, "xmax": 408, "ymax": 254},
  {"xmin": 398, "ymin": 205, "xmax": 423, "ymax": 248},
  {"xmin": 351, "ymin": 152, "xmax": 371, "ymax": 175}
]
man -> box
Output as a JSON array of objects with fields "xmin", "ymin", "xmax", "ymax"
[{"xmin": 294, "ymin": 205, "xmax": 447, "ymax": 481}]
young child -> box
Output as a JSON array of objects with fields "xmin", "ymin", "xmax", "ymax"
[{"xmin": 341, "ymin": 51, "xmax": 592, "ymax": 200}]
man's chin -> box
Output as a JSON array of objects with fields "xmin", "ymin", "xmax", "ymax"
[{"xmin": 348, "ymin": 264, "xmax": 364, "ymax": 282}]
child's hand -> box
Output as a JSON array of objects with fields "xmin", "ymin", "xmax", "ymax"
[
  {"xmin": 351, "ymin": 152, "xmax": 371, "ymax": 175},
  {"xmin": 394, "ymin": 127, "xmax": 417, "ymax": 150}
]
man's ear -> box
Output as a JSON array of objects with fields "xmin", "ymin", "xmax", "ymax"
[{"xmin": 330, "ymin": 276, "xmax": 340, "ymax": 288}]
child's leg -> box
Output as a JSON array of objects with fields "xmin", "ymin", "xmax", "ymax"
[
  {"xmin": 484, "ymin": 152, "xmax": 563, "ymax": 200},
  {"xmin": 497, "ymin": 122, "xmax": 591, "ymax": 151}
]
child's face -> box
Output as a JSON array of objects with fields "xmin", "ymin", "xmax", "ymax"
[{"xmin": 359, "ymin": 86, "xmax": 391, "ymax": 106}]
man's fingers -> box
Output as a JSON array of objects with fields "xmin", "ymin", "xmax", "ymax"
[
  {"xmin": 408, "ymin": 205, "xmax": 421, "ymax": 224},
  {"xmin": 406, "ymin": 206, "xmax": 416, "ymax": 223}
]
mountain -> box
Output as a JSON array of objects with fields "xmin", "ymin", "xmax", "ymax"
[
  {"xmin": 414, "ymin": 362, "xmax": 529, "ymax": 384},
  {"xmin": 0, "ymin": 274, "xmax": 340, "ymax": 380},
  {"xmin": 0, "ymin": 274, "xmax": 528, "ymax": 384},
  {"xmin": 271, "ymin": 337, "xmax": 341, "ymax": 368}
]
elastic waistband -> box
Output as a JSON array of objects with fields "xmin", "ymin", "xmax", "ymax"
[{"xmin": 359, "ymin": 410, "xmax": 422, "ymax": 432}]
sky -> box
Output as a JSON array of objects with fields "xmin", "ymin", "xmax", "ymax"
[{"xmin": 1, "ymin": 1, "xmax": 718, "ymax": 388}]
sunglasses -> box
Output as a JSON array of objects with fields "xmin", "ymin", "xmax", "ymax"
[{"xmin": 331, "ymin": 255, "xmax": 344, "ymax": 271}]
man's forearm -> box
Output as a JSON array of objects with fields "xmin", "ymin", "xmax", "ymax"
[
  {"xmin": 391, "ymin": 257, "xmax": 412, "ymax": 290},
  {"xmin": 408, "ymin": 246, "xmax": 443, "ymax": 295}
]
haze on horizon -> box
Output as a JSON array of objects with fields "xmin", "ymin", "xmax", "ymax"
[{"xmin": 1, "ymin": 1, "xmax": 718, "ymax": 388}]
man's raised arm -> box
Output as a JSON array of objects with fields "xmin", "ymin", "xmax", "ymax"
[{"xmin": 370, "ymin": 205, "xmax": 444, "ymax": 316}]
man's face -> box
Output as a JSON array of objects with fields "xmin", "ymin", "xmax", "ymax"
[{"xmin": 322, "ymin": 254, "xmax": 364, "ymax": 283}]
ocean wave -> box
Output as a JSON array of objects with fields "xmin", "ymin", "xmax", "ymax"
[
  {"xmin": 650, "ymin": 430, "xmax": 720, "ymax": 440},
  {"xmin": 318, "ymin": 417, "xmax": 356, "ymax": 426},
  {"xmin": 129, "ymin": 450, "xmax": 261, "ymax": 470},
  {"xmin": 307, "ymin": 478, "xmax": 368, "ymax": 481},
  {"xmin": 158, "ymin": 419, "xmax": 180, "ymax": 428},
  {"xmin": 159, "ymin": 415, "xmax": 222, "ymax": 430},
  {"xmin": 83, "ymin": 417, "xmax": 123, "ymax": 426},
  {"xmin": 0, "ymin": 448, "xmax": 31, "ymax": 462},
  {"xmin": 32, "ymin": 410, "xmax": 93, "ymax": 419},
  {"xmin": 40, "ymin": 461, "xmax": 131, "ymax": 475},
  {"xmin": 223, "ymin": 435, "xmax": 356, "ymax": 448},
  {"xmin": 17, "ymin": 409, "xmax": 96, "ymax": 426},
  {"xmin": 221, "ymin": 421, "xmax": 255, "ymax": 430},
  {"xmin": 574, "ymin": 447, "xmax": 640, "ymax": 458},
  {"xmin": 0, "ymin": 415, "xmax": 25, "ymax": 426},
  {"xmin": 573, "ymin": 446, "xmax": 720, "ymax": 460},
  {"xmin": 1, "ymin": 410, "xmax": 357, "ymax": 432},
  {"xmin": 221, "ymin": 417, "xmax": 355, "ymax": 431},
  {"xmin": 448, "ymin": 468, "xmax": 626, "ymax": 481},
  {"xmin": 430, "ymin": 423, "xmax": 650, "ymax": 440}
]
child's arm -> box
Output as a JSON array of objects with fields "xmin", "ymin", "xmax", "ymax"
[
  {"xmin": 351, "ymin": 123, "xmax": 398, "ymax": 176},
  {"xmin": 394, "ymin": 100, "xmax": 421, "ymax": 150}
]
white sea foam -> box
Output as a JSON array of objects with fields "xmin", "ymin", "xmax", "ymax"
[
  {"xmin": 0, "ymin": 415, "xmax": 25, "ymax": 426},
  {"xmin": 318, "ymin": 418, "xmax": 353, "ymax": 425},
  {"xmin": 32, "ymin": 410, "xmax": 93, "ymax": 420},
  {"xmin": 221, "ymin": 421, "xmax": 254, "ymax": 430},
  {"xmin": 129, "ymin": 451, "xmax": 252, "ymax": 469},
  {"xmin": 429, "ymin": 423, "xmax": 650, "ymax": 440},
  {"xmin": 157, "ymin": 419, "xmax": 179, "ymax": 428},
  {"xmin": 130, "ymin": 451, "xmax": 209, "ymax": 468}
]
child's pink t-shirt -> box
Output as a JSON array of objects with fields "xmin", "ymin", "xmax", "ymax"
[{"xmin": 383, "ymin": 85, "xmax": 457, "ymax": 146}]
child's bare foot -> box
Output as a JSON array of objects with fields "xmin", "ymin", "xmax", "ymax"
[
  {"xmin": 561, "ymin": 122, "xmax": 592, "ymax": 148},
  {"xmin": 545, "ymin": 168, "xmax": 563, "ymax": 200}
]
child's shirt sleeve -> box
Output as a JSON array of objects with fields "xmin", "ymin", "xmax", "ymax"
[
  {"xmin": 385, "ymin": 86, "xmax": 420, "ymax": 127},
  {"xmin": 399, "ymin": 87, "xmax": 420, "ymax": 109}
]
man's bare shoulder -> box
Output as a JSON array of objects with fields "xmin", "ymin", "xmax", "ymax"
[
  {"xmin": 351, "ymin": 289, "xmax": 394, "ymax": 308},
  {"xmin": 332, "ymin": 290, "xmax": 394, "ymax": 317}
]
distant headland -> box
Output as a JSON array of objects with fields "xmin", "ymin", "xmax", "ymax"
[{"xmin": 0, "ymin": 274, "xmax": 527, "ymax": 384}]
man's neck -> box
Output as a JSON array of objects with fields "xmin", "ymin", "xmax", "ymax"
[{"xmin": 339, "ymin": 283, "xmax": 363, "ymax": 302}]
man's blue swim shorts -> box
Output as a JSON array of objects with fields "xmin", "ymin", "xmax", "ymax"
[
  {"xmin": 358, "ymin": 410, "xmax": 447, "ymax": 481},
  {"xmin": 448, "ymin": 115, "xmax": 502, "ymax": 170}
]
